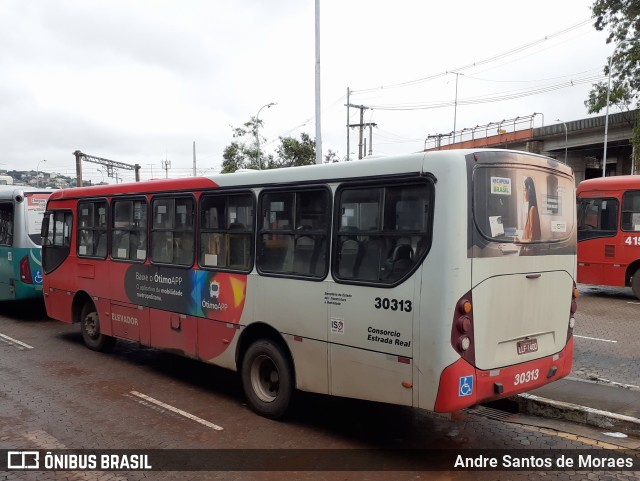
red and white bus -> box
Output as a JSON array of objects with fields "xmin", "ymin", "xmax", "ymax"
[
  {"xmin": 577, "ymin": 175, "xmax": 640, "ymax": 299},
  {"xmin": 42, "ymin": 149, "xmax": 577, "ymax": 419}
]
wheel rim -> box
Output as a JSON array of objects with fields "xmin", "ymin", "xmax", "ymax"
[
  {"xmin": 250, "ymin": 354, "xmax": 280, "ymax": 403},
  {"xmin": 83, "ymin": 312, "xmax": 99, "ymax": 339}
]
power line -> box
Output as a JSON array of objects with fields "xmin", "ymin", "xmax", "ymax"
[
  {"xmin": 352, "ymin": 18, "xmax": 593, "ymax": 94},
  {"xmin": 366, "ymin": 73, "xmax": 606, "ymax": 111}
]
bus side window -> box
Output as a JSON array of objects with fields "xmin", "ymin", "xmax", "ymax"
[
  {"xmin": 199, "ymin": 193, "xmax": 254, "ymax": 271},
  {"xmin": 258, "ymin": 189, "xmax": 330, "ymax": 278},
  {"xmin": 334, "ymin": 182, "xmax": 431, "ymax": 284},
  {"xmin": 0, "ymin": 203, "xmax": 14, "ymax": 246},
  {"xmin": 111, "ymin": 199, "xmax": 148, "ymax": 262},
  {"xmin": 621, "ymin": 190, "xmax": 640, "ymax": 231},
  {"xmin": 78, "ymin": 201, "xmax": 108, "ymax": 259},
  {"xmin": 150, "ymin": 196, "xmax": 195, "ymax": 266}
]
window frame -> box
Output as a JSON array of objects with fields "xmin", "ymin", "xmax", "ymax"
[
  {"xmin": 41, "ymin": 209, "xmax": 73, "ymax": 274},
  {"xmin": 0, "ymin": 202, "xmax": 14, "ymax": 247},
  {"xmin": 149, "ymin": 193, "xmax": 196, "ymax": 267},
  {"xmin": 577, "ymin": 196, "xmax": 619, "ymax": 242},
  {"xmin": 77, "ymin": 198, "xmax": 109, "ymax": 260},
  {"xmin": 331, "ymin": 177, "xmax": 434, "ymax": 287},
  {"xmin": 198, "ymin": 190, "xmax": 255, "ymax": 273},
  {"xmin": 110, "ymin": 196, "xmax": 148, "ymax": 264},
  {"xmin": 621, "ymin": 190, "xmax": 640, "ymax": 232},
  {"xmin": 256, "ymin": 185, "xmax": 332, "ymax": 280}
]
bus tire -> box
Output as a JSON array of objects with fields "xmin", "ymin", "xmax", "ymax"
[
  {"xmin": 80, "ymin": 302, "xmax": 116, "ymax": 352},
  {"xmin": 241, "ymin": 339, "xmax": 294, "ymax": 419},
  {"xmin": 632, "ymin": 270, "xmax": 640, "ymax": 300}
]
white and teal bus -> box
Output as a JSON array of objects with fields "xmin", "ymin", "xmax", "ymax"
[
  {"xmin": 0, "ymin": 186, "xmax": 51, "ymax": 301},
  {"xmin": 43, "ymin": 149, "xmax": 577, "ymax": 418}
]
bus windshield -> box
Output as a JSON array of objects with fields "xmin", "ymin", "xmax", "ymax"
[
  {"xmin": 25, "ymin": 192, "xmax": 50, "ymax": 245},
  {"xmin": 473, "ymin": 166, "xmax": 574, "ymax": 243}
]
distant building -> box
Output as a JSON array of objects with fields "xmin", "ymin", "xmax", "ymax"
[{"xmin": 424, "ymin": 109, "xmax": 639, "ymax": 183}]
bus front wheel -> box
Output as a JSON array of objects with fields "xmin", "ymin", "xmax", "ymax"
[
  {"xmin": 241, "ymin": 339, "xmax": 294, "ymax": 419},
  {"xmin": 632, "ymin": 271, "xmax": 640, "ymax": 300},
  {"xmin": 80, "ymin": 303, "xmax": 116, "ymax": 352}
]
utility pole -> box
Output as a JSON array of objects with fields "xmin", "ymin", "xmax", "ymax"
[
  {"xmin": 346, "ymin": 88, "xmax": 350, "ymax": 161},
  {"xmin": 368, "ymin": 123, "xmax": 374, "ymax": 156},
  {"xmin": 314, "ymin": 0, "xmax": 322, "ymax": 165},
  {"xmin": 146, "ymin": 163, "xmax": 154, "ymax": 179},
  {"xmin": 346, "ymin": 103, "xmax": 376, "ymax": 159},
  {"xmin": 73, "ymin": 150, "xmax": 141, "ymax": 187},
  {"xmin": 450, "ymin": 72, "xmax": 464, "ymax": 143},
  {"xmin": 162, "ymin": 159, "xmax": 171, "ymax": 179},
  {"xmin": 193, "ymin": 141, "xmax": 197, "ymax": 176}
]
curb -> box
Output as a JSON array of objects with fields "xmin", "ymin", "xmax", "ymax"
[{"xmin": 514, "ymin": 393, "xmax": 640, "ymax": 437}]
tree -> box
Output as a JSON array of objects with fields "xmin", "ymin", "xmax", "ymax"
[
  {"xmin": 221, "ymin": 117, "xmax": 318, "ymax": 173},
  {"xmin": 220, "ymin": 117, "xmax": 274, "ymax": 173},
  {"xmin": 586, "ymin": 0, "xmax": 640, "ymax": 171},
  {"xmin": 324, "ymin": 149, "xmax": 342, "ymax": 163},
  {"xmin": 273, "ymin": 133, "xmax": 316, "ymax": 168}
]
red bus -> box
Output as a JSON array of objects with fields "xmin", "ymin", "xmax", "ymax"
[
  {"xmin": 42, "ymin": 151, "xmax": 577, "ymax": 419},
  {"xmin": 577, "ymin": 175, "xmax": 640, "ymax": 299}
]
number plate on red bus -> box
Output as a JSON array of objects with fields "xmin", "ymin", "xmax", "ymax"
[{"xmin": 517, "ymin": 338, "xmax": 538, "ymax": 355}]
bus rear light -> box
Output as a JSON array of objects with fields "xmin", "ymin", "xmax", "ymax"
[
  {"xmin": 451, "ymin": 290, "xmax": 475, "ymax": 365},
  {"xmin": 20, "ymin": 256, "xmax": 32, "ymax": 284},
  {"xmin": 569, "ymin": 317, "xmax": 576, "ymax": 329},
  {"xmin": 457, "ymin": 316, "xmax": 472, "ymax": 333},
  {"xmin": 573, "ymin": 287, "xmax": 580, "ymax": 298},
  {"xmin": 459, "ymin": 300, "xmax": 472, "ymax": 314},
  {"xmin": 570, "ymin": 300, "xmax": 577, "ymax": 313}
]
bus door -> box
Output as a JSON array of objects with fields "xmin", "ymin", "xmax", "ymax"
[
  {"xmin": 470, "ymin": 158, "xmax": 576, "ymax": 373},
  {"xmin": 328, "ymin": 181, "xmax": 431, "ymax": 406},
  {"xmin": 576, "ymin": 196, "xmax": 622, "ymax": 286},
  {"xmin": 0, "ymin": 202, "xmax": 15, "ymax": 298},
  {"xmin": 255, "ymin": 188, "xmax": 331, "ymax": 394}
]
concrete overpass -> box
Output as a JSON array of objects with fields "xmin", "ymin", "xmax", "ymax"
[{"xmin": 424, "ymin": 109, "xmax": 638, "ymax": 183}]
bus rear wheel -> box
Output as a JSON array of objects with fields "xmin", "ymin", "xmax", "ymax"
[
  {"xmin": 632, "ymin": 270, "xmax": 640, "ymax": 300},
  {"xmin": 241, "ymin": 339, "xmax": 294, "ymax": 419},
  {"xmin": 80, "ymin": 302, "xmax": 116, "ymax": 352}
]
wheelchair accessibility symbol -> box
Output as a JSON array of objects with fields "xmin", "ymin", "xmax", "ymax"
[{"xmin": 458, "ymin": 375, "xmax": 473, "ymax": 397}]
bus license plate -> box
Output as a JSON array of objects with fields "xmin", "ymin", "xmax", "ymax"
[{"xmin": 517, "ymin": 338, "xmax": 538, "ymax": 355}]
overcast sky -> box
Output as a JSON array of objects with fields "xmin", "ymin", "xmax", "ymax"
[{"xmin": 0, "ymin": 0, "xmax": 613, "ymax": 184}]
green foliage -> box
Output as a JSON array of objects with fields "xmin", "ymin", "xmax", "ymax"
[
  {"xmin": 273, "ymin": 133, "xmax": 316, "ymax": 168},
  {"xmin": 221, "ymin": 117, "xmax": 320, "ymax": 173},
  {"xmin": 586, "ymin": 0, "xmax": 640, "ymax": 113},
  {"xmin": 587, "ymin": 0, "xmax": 640, "ymax": 171}
]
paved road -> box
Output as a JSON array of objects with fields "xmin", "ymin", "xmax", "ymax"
[
  {"xmin": 0, "ymin": 300, "xmax": 637, "ymax": 481},
  {"xmin": 573, "ymin": 284, "xmax": 639, "ymax": 388}
]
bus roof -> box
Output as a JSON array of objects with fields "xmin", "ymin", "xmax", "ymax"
[
  {"xmin": 48, "ymin": 149, "xmax": 569, "ymax": 201},
  {"xmin": 0, "ymin": 185, "xmax": 53, "ymax": 201},
  {"xmin": 577, "ymin": 175, "xmax": 640, "ymax": 194}
]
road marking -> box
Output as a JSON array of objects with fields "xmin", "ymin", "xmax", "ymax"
[
  {"xmin": 574, "ymin": 334, "xmax": 617, "ymax": 343},
  {"xmin": 627, "ymin": 301, "xmax": 640, "ymax": 305},
  {"xmin": 0, "ymin": 332, "xmax": 34, "ymax": 350},
  {"xmin": 128, "ymin": 390, "xmax": 223, "ymax": 431}
]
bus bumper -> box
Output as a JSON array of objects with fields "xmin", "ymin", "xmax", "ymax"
[{"xmin": 433, "ymin": 336, "xmax": 574, "ymax": 413}]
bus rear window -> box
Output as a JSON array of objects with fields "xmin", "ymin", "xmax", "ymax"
[
  {"xmin": 25, "ymin": 193, "xmax": 50, "ymax": 245},
  {"xmin": 473, "ymin": 167, "xmax": 574, "ymax": 243}
]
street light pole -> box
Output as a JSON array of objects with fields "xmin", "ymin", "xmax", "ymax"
[
  {"xmin": 555, "ymin": 119, "xmax": 568, "ymax": 164},
  {"xmin": 36, "ymin": 159, "xmax": 47, "ymax": 187},
  {"xmin": 256, "ymin": 102, "xmax": 276, "ymax": 170},
  {"xmin": 603, "ymin": 43, "xmax": 621, "ymax": 177}
]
